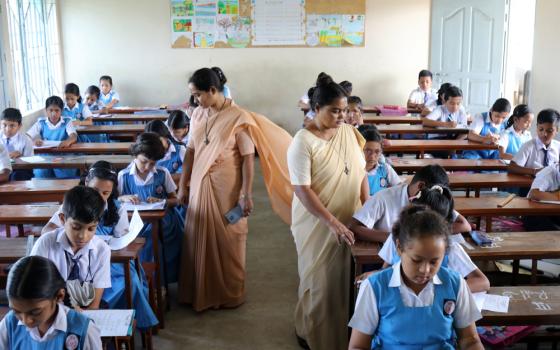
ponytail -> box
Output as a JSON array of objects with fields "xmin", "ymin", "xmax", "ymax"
[{"xmin": 506, "ymin": 104, "xmax": 532, "ymax": 130}]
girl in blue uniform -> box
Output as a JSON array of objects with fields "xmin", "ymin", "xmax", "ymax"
[
  {"xmin": 464, "ymin": 98, "xmax": 511, "ymax": 159},
  {"xmin": 62, "ymin": 83, "xmax": 102, "ymax": 143},
  {"xmin": 349, "ymin": 206, "xmax": 483, "ymax": 350},
  {"xmin": 40, "ymin": 161, "xmax": 158, "ymax": 330},
  {"xmin": 498, "ymin": 104, "xmax": 533, "ymax": 160},
  {"xmin": 118, "ymin": 132, "xmax": 184, "ymax": 283},
  {"xmin": 0, "ymin": 256, "xmax": 101, "ymax": 349},
  {"xmin": 99, "ymin": 75, "xmax": 120, "ymax": 109},
  {"xmin": 167, "ymin": 109, "xmax": 190, "ymax": 144},
  {"xmin": 359, "ymin": 126, "xmax": 401, "ymax": 196},
  {"xmin": 145, "ymin": 120, "xmax": 186, "ymax": 174},
  {"xmin": 26, "ymin": 96, "xmax": 78, "ymax": 179}
]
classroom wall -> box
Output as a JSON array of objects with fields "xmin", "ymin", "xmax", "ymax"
[
  {"xmin": 531, "ymin": 0, "xmax": 560, "ymax": 115},
  {"xmin": 58, "ymin": 0, "xmax": 431, "ymax": 134}
]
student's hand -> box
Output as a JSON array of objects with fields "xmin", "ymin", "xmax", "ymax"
[
  {"xmin": 8, "ymin": 151, "xmax": 21, "ymax": 159},
  {"xmin": 34, "ymin": 139, "xmax": 43, "ymax": 146},
  {"xmin": 119, "ymin": 195, "xmax": 140, "ymax": 204},
  {"xmin": 326, "ymin": 218, "xmax": 355, "ymax": 246},
  {"xmin": 178, "ymin": 188, "xmax": 190, "ymax": 206},
  {"xmin": 485, "ymin": 133, "xmax": 500, "ymax": 145},
  {"xmin": 59, "ymin": 140, "xmax": 72, "ymax": 148},
  {"xmin": 239, "ymin": 195, "xmax": 253, "ymax": 217},
  {"xmin": 446, "ymin": 121, "xmax": 458, "ymax": 128},
  {"xmin": 146, "ymin": 196, "xmax": 164, "ymax": 203},
  {"xmin": 100, "ymin": 107, "xmax": 109, "ymax": 114}
]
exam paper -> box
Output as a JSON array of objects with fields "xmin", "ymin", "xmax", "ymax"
[
  {"xmin": 122, "ymin": 200, "xmax": 165, "ymax": 211},
  {"xmin": 33, "ymin": 140, "xmax": 61, "ymax": 149},
  {"xmin": 473, "ymin": 292, "xmax": 510, "ymax": 313},
  {"xmin": 104, "ymin": 209, "xmax": 144, "ymax": 250},
  {"xmin": 539, "ymin": 200, "xmax": 560, "ymax": 205},
  {"xmin": 82, "ymin": 310, "xmax": 135, "ymax": 337},
  {"xmin": 19, "ymin": 156, "xmax": 46, "ymax": 163}
]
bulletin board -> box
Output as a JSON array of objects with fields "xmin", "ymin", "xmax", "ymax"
[{"xmin": 170, "ymin": 0, "xmax": 366, "ymax": 49}]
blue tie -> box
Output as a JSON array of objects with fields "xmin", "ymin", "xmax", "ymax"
[
  {"xmin": 448, "ymin": 113, "xmax": 453, "ymax": 122},
  {"xmin": 543, "ymin": 148, "xmax": 549, "ymax": 167},
  {"xmin": 5, "ymin": 138, "xmax": 14, "ymax": 152},
  {"xmin": 67, "ymin": 252, "xmax": 82, "ymax": 281},
  {"xmin": 424, "ymin": 92, "xmax": 428, "ymax": 104}
]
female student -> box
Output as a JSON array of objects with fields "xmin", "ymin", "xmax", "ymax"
[
  {"xmin": 348, "ymin": 206, "xmax": 483, "ymax": 350},
  {"xmin": 145, "ymin": 120, "xmax": 186, "ymax": 174},
  {"xmin": 85, "ymin": 85, "xmax": 106, "ymax": 113},
  {"xmin": 525, "ymin": 163, "xmax": 560, "ymax": 230},
  {"xmin": 26, "ymin": 96, "xmax": 78, "ymax": 179},
  {"xmin": 118, "ymin": 132, "xmax": 184, "ymax": 283},
  {"xmin": 360, "ymin": 127, "xmax": 401, "ymax": 196},
  {"xmin": 167, "ymin": 109, "xmax": 190, "ymax": 144},
  {"xmin": 498, "ymin": 104, "xmax": 533, "ymax": 160},
  {"xmin": 62, "ymin": 83, "xmax": 93, "ymax": 126},
  {"xmin": 0, "ymin": 256, "xmax": 101, "ymax": 349},
  {"xmin": 345, "ymin": 96, "xmax": 364, "ymax": 127},
  {"xmin": 99, "ymin": 75, "xmax": 120, "ymax": 108},
  {"xmin": 378, "ymin": 186, "xmax": 490, "ymax": 292},
  {"xmin": 41, "ymin": 161, "xmax": 158, "ymax": 330},
  {"xmin": 423, "ymin": 86, "xmax": 469, "ymax": 136},
  {"xmin": 464, "ymin": 98, "xmax": 511, "ymax": 159},
  {"xmin": 421, "ymin": 82, "xmax": 452, "ymax": 116}
]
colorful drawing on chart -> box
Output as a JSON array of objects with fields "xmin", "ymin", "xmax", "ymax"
[
  {"xmin": 171, "ymin": 0, "xmax": 194, "ymax": 16},
  {"xmin": 194, "ymin": 32, "xmax": 215, "ymax": 48},
  {"xmin": 173, "ymin": 18, "xmax": 193, "ymax": 32},
  {"xmin": 216, "ymin": 15, "xmax": 251, "ymax": 47},
  {"xmin": 306, "ymin": 14, "xmax": 343, "ymax": 47},
  {"xmin": 342, "ymin": 14, "xmax": 365, "ymax": 46},
  {"xmin": 194, "ymin": 1, "xmax": 217, "ymax": 16},
  {"xmin": 194, "ymin": 16, "xmax": 216, "ymax": 33},
  {"xmin": 218, "ymin": 0, "xmax": 239, "ymax": 15}
]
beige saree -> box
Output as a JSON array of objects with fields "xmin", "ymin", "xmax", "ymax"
[
  {"xmin": 178, "ymin": 102, "xmax": 292, "ymax": 312},
  {"xmin": 288, "ymin": 124, "xmax": 365, "ymax": 350}
]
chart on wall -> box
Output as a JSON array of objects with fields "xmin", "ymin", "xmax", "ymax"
[{"xmin": 170, "ymin": 0, "xmax": 365, "ymax": 48}]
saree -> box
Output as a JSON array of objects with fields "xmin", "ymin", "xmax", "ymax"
[
  {"xmin": 288, "ymin": 124, "xmax": 365, "ymax": 350},
  {"xmin": 177, "ymin": 102, "xmax": 292, "ymax": 311}
]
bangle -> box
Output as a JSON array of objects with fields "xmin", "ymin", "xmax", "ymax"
[{"xmin": 240, "ymin": 193, "xmax": 252, "ymax": 199}]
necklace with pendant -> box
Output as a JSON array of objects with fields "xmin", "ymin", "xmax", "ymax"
[
  {"xmin": 321, "ymin": 126, "xmax": 349, "ymax": 175},
  {"xmin": 204, "ymin": 98, "xmax": 228, "ymax": 145}
]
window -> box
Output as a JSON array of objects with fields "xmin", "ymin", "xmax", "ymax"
[
  {"xmin": 5, "ymin": 0, "xmax": 63, "ymax": 113},
  {"xmin": 0, "ymin": 23, "xmax": 8, "ymax": 112}
]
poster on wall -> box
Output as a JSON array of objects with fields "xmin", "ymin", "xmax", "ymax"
[
  {"xmin": 251, "ymin": 0, "xmax": 305, "ymax": 46},
  {"xmin": 306, "ymin": 13, "xmax": 364, "ymax": 47}
]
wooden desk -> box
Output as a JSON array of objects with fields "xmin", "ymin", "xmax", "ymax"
[
  {"xmin": 383, "ymin": 140, "xmax": 498, "ymax": 158},
  {"xmin": 108, "ymin": 107, "xmax": 168, "ymax": 114},
  {"xmin": 389, "ymin": 158, "xmax": 508, "ymax": 173},
  {"xmin": 93, "ymin": 114, "xmax": 168, "ymax": 123},
  {"xmin": 364, "ymin": 116, "xmax": 422, "ymax": 125},
  {"xmin": 455, "ymin": 197, "xmax": 560, "ymax": 231},
  {"xmin": 36, "ymin": 143, "xmax": 131, "ymax": 155},
  {"xmin": 377, "ymin": 125, "xmax": 468, "ymax": 136},
  {"xmin": 0, "ymin": 179, "xmax": 79, "ymax": 204},
  {"xmin": 12, "ymin": 155, "xmax": 133, "ymax": 171},
  {"xmin": 480, "ymin": 286, "xmax": 560, "ymax": 325},
  {"xmin": 302, "ymin": 106, "xmax": 422, "ymax": 116},
  {"xmin": 76, "ymin": 124, "xmax": 144, "ymax": 136}
]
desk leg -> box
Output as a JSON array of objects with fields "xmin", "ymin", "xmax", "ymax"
[
  {"xmin": 475, "ymin": 189, "xmax": 480, "ymax": 198},
  {"xmin": 150, "ymin": 219, "xmax": 165, "ymax": 329},
  {"xmin": 348, "ymin": 255, "xmax": 355, "ymax": 340},
  {"xmin": 485, "ymin": 216, "xmax": 492, "ymax": 232},
  {"xmin": 420, "ymin": 151, "xmax": 425, "ymax": 159},
  {"xmin": 531, "ymin": 259, "xmax": 538, "ymax": 285},
  {"xmin": 512, "ymin": 259, "xmax": 520, "ymax": 285},
  {"xmin": 124, "ymin": 260, "xmax": 132, "ymax": 309}
]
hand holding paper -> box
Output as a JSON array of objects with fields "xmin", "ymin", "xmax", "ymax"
[{"xmin": 104, "ymin": 209, "xmax": 144, "ymax": 250}]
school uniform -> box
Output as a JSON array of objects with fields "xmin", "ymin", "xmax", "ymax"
[
  {"xmin": 463, "ymin": 112, "xmax": 505, "ymax": 159},
  {"xmin": 118, "ymin": 162, "xmax": 184, "ymax": 283},
  {"xmin": 425, "ymin": 105, "xmax": 469, "ymax": 139},
  {"xmin": 27, "ymin": 117, "xmax": 78, "ymax": 178},
  {"xmin": 158, "ymin": 141, "xmax": 186, "ymax": 174},
  {"xmin": 87, "ymin": 100, "xmax": 105, "ymax": 112},
  {"xmin": 62, "ymin": 102, "xmax": 100, "ymax": 142},
  {"xmin": 45, "ymin": 201, "xmax": 158, "ymax": 329},
  {"xmin": 353, "ymin": 183, "xmax": 410, "ymax": 233},
  {"xmin": 349, "ymin": 262, "xmax": 481, "ymax": 349},
  {"xmin": 498, "ymin": 127, "xmax": 532, "ymax": 156},
  {"xmin": 99, "ymin": 89, "xmax": 120, "ymax": 107},
  {"xmin": 367, "ymin": 161, "xmax": 401, "ymax": 196},
  {"xmin": 379, "ymin": 233, "xmax": 477, "ymax": 278},
  {"xmin": 0, "ymin": 132, "xmax": 32, "ymax": 180},
  {"xmin": 512, "ymin": 138, "xmax": 560, "ymax": 169},
  {"xmin": 408, "ymin": 87, "xmax": 438, "ymax": 106},
  {"xmin": 0, "ymin": 143, "xmax": 12, "ymax": 174},
  {"xmin": 0, "ymin": 303, "xmax": 101, "ymax": 349},
  {"xmin": 523, "ymin": 165, "xmax": 560, "ymax": 231}
]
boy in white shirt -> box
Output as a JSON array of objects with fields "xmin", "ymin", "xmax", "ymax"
[
  {"xmin": 423, "ymin": 85, "xmax": 468, "ymax": 139},
  {"xmin": 525, "ymin": 163, "xmax": 560, "ymax": 230},
  {"xmin": 407, "ymin": 69, "xmax": 438, "ymax": 109},
  {"xmin": 1, "ymin": 108, "xmax": 34, "ymax": 180}
]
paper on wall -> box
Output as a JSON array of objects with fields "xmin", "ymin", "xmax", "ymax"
[{"xmin": 252, "ymin": 0, "xmax": 305, "ymax": 46}]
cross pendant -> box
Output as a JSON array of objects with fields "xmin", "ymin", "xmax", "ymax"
[
  {"xmin": 204, "ymin": 138, "xmax": 210, "ymax": 145},
  {"xmin": 344, "ymin": 166, "xmax": 349, "ymax": 175}
]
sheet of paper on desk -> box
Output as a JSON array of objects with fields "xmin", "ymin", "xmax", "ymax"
[
  {"xmin": 501, "ymin": 159, "xmax": 511, "ymax": 165},
  {"xmin": 19, "ymin": 156, "xmax": 46, "ymax": 163},
  {"xmin": 473, "ymin": 292, "xmax": 509, "ymax": 313},
  {"xmin": 82, "ymin": 309, "xmax": 135, "ymax": 337},
  {"xmin": 122, "ymin": 200, "xmax": 165, "ymax": 211},
  {"xmin": 539, "ymin": 200, "xmax": 560, "ymax": 205},
  {"xmin": 92, "ymin": 114, "xmax": 111, "ymax": 118},
  {"xmin": 33, "ymin": 140, "xmax": 60, "ymax": 149},
  {"xmin": 106, "ymin": 209, "xmax": 144, "ymax": 250}
]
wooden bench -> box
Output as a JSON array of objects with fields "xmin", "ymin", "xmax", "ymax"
[
  {"xmin": 383, "ymin": 140, "xmax": 498, "ymax": 158},
  {"xmin": 12, "ymin": 155, "xmax": 133, "ymax": 171},
  {"xmin": 376, "ymin": 124, "xmax": 469, "ymax": 136},
  {"xmin": 76, "ymin": 124, "xmax": 145, "ymax": 136},
  {"xmin": 93, "ymin": 114, "xmax": 168, "ymax": 123},
  {"xmin": 389, "ymin": 158, "xmax": 508, "ymax": 173},
  {"xmin": 35, "ymin": 142, "xmax": 132, "ymax": 155}
]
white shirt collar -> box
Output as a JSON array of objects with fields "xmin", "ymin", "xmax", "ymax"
[
  {"xmin": 55, "ymin": 227, "xmax": 94, "ymax": 256},
  {"xmin": 535, "ymin": 137, "xmax": 551, "ymax": 150},
  {"xmin": 101, "ymin": 90, "xmax": 114, "ymax": 97},
  {"xmin": 128, "ymin": 161, "xmax": 157, "ymax": 184},
  {"xmin": 400, "ymin": 183, "xmax": 410, "ymax": 205},
  {"xmin": 64, "ymin": 103, "xmax": 79, "ymax": 112},
  {"xmin": 18, "ymin": 303, "xmax": 67, "ymax": 341},
  {"xmin": 44, "ymin": 117, "xmax": 64, "ymax": 129},
  {"xmin": 388, "ymin": 261, "xmax": 443, "ymax": 288}
]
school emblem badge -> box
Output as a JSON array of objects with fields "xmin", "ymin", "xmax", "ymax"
[
  {"xmin": 65, "ymin": 334, "xmax": 79, "ymax": 350},
  {"xmin": 443, "ymin": 299, "xmax": 456, "ymax": 316},
  {"xmin": 156, "ymin": 185, "xmax": 164, "ymax": 195},
  {"xmin": 380, "ymin": 177, "xmax": 387, "ymax": 188},
  {"xmin": 173, "ymin": 162, "xmax": 179, "ymax": 170}
]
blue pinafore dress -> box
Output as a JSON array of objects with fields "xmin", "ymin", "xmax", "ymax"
[
  {"xmin": 33, "ymin": 118, "xmax": 78, "ymax": 179},
  {"xmin": 463, "ymin": 112, "xmax": 504, "ymax": 159},
  {"xmin": 368, "ymin": 163, "xmax": 390, "ymax": 196}
]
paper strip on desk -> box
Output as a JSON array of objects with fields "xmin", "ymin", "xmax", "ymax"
[
  {"xmin": 19, "ymin": 156, "xmax": 46, "ymax": 163},
  {"xmin": 122, "ymin": 200, "xmax": 165, "ymax": 211},
  {"xmin": 473, "ymin": 292, "xmax": 510, "ymax": 313},
  {"xmin": 106, "ymin": 209, "xmax": 144, "ymax": 250},
  {"xmin": 33, "ymin": 140, "xmax": 60, "ymax": 149}
]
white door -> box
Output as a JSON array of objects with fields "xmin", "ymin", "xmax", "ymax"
[{"xmin": 430, "ymin": 0, "xmax": 509, "ymax": 114}]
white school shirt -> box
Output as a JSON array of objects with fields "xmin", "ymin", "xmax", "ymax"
[
  {"xmin": 117, "ymin": 162, "xmax": 177, "ymax": 195},
  {"xmin": 368, "ymin": 162, "xmax": 402, "ymax": 188},
  {"xmin": 47, "ymin": 203, "xmax": 130, "ymax": 238},
  {"xmin": 30, "ymin": 228, "xmax": 111, "ymax": 289},
  {"xmin": 498, "ymin": 128, "xmax": 532, "ymax": 153},
  {"xmin": 100, "ymin": 89, "xmax": 120, "ymax": 104},
  {"xmin": 26, "ymin": 117, "xmax": 77, "ymax": 139},
  {"xmin": 0, "ymin": 144, "xmax": 12, "ymax": 172},
  {"xmin": 529, "ymin": 164, "xmax": 560, "ymax": 193},
  {"xmin": 408, "ymin": 87, "xmax": 438, "ymax": 105},
  {"xmin": 349, "ymin": 261, "xmax": 481, "ymax": 335},
  {"xmin": 378, "ymin": 235, "xmax": 477, "ymax": 278},
  {"xmin": 0, "ymin": 304, "xmax": 101, "ymax": 349},
  {"xmin": 1, "ymin": 132, "xmax": 34, "ymax": 156},
  {"xmin": 64, "ymin": 103, "xmax": 93, "ymax": 119},
  {"xmin": 161, "ymin": 142, "xmax": 186, "ymax": 163},
  {"xmin": 426, "ymin": 105, "xmax": 469, "ymax": 127},
  {"xmin": 353, "ymin": 183, "xmax": 410, "ymax": 232},
  {"xmin": 512, "ymin": 138, "xmax": 560, "ymax": 168}
]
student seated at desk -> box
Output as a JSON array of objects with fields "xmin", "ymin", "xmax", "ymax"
[
  {"xmin": 99, "ymin": 75, "xmax": 120, "ymax": 109},
  {"xmin": 298, "ymin": 72, "xmax": 328, "ymax": 110},
  {"xmin": 31, "ymin": 186, "xmax": 111, "ymax": 310},
  {"xmin": 63, "ymin": 83, "xmax": 93, "ymax": 127},
  {"xmin": 464, "ymin": 98, "xmax": 510, "ymax": 160},
  {"xmin": 167, "ymin": 109, "xmax": 190, "ymax": 144},
  {"xmin": 1, "ymin": 108, "xmax": 33, "ymax": 180},
  {"xmin": 348, "ymin": 206, "xmax": 483, "ymax": 350},
  {"xmin": 26, "ymin": 96, "xmax": 78, "ymax": 179},
  {"xmin": 378, "ymin": 186, "xmax": 490, "ymax": 292},
  {"xmin": 525, "ymin": 163, "xmax": 560, "ymax": 231},
  {"xmin": 345, "ymin": 96, "xmax": 364, "ymax": 127},
  {"xmin": 41, "ymin": 161, "xmax": 158, "ymax": 330},
  {"xmin": 85, "ymin": 85, "xmax": 107, "ymax": 113},
  {"xmin": 0, "ymin": 256, "xmax": 101, "ymax": 349},
  {"xmin": 498, "ymin": 104, "xmax": 533, "ymax": 160},
  {"xmin": 348, "ymin": 165, "xmax": 471, "ymax": 243},
  {"xmin": 340, "ymin": 80, "xmax": 353, "ymax": 95},
  {"xmin": 118, "ymin": 132, "xmax": 184, "ymax": 283},
  {"xmin": 509, "ymin": 108, "xmax": 560, "ymax": 176},
  {"xmin": 0, "ymin": 143, "xmax": 12, "ymax": 183},
  {"xmin": 359, "ymin": 127, "xmax": 400, "ymax": 196},
  {"xmin": 423, "ymin": 85, "xmax": 468, "ymax": 139},
  {"xmin": 145, "ymin": 120, "xmax": 186, "ymax": 174},
  {"xmin": 407, "ymin": 69, "xmax": 438, "ymax": 110}
]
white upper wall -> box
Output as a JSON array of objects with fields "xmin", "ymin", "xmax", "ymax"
[{"xmin": 59, "ymin": 0, "xmax": 430, "ymax": 133}]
